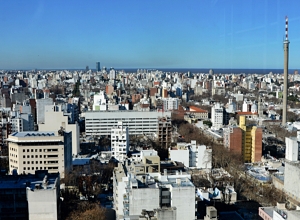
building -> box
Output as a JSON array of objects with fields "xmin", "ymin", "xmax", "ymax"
[
  {"xmin": 158, "ymin": 117, "xmax": 172, "ymax": 149},
  {"xmin": 96, "ymin": 62, "xmax": 101, "ymax": 71},
  {"xmin": 93, "ymin": 91, "xmax": 107, "ymax": 111},
  {"xmin": 0, "ymin": 170, "xmax": 60, "ymax": 220},
  {"xmin": 223, "ymin": 126, "xmax": 243, "ymax": 155},
  {"xmin": 169, "ymin": 140, "xmax": 212, "ymax": 170},
  {"xmin": 187, "ymin": 106, "xmax": 209, "ymax": 120},
  {"xmin": 239, "ymin": 116, "xmax": 262, "ymax": 162},
  {"xmin": 39, "ymin": 104, "xmax": 80, "ymax": 156},
  {"xmin": 7, "ymin": 131, "xmax": 72, "ymax": 178},
  {"xmin": 111, "ymin": 122, "xmax": 129, "ymax": 162},
  {"xmin": 211, "ymin": 103, "xmax": 223, "ymax": 129},
  {"xmin": 162, "ymin": 98, "xmax": 178, "ymax": 111},
  {"xmin": 285, "ymin": 132, "xmax": 300, "ymax": 161},
  {"xmin": 259, "ymin": 203, "xmax": 300, "ymax": 220},
  {"xmin": 36, "ymin": 98, "xmax": 54, "ymax": 124},
  {"xmin": 113, "ymin": 157, "xmax": 195, "ymax": 220},
  {"xmin": 84, "ymin": 111, "xmax": 171, "ymax": 136}
]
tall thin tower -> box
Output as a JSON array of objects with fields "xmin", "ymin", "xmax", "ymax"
[{"xmin": 282, "ymin": 16, "xmax": 290, "ymax": 125}]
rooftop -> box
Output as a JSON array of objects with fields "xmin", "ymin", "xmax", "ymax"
[{"xmin": 10, "ymin": 131, "xmax": 55, "ymax": 137}]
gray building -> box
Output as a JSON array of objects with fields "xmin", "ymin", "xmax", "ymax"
[{"xmin": 84, "ymin": 111, "xmax": 171, "ymax": 136}]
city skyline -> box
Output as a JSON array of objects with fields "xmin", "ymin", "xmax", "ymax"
[{"xmin": 1, "ymin": 0, "xmax": 300, "ymax": 69}]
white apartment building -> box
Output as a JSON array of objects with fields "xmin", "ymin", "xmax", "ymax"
[
  {"xmin": 36, "ymin": 98, "xmax": 54, "ymax": 124},
  {"xmin": 39, "ymin": 104, "xmax": 80, "ymax": 156},
  {"xmin": 162, "ymin": 98, "xmax": 179, "ymax": 111},
  {"xmin": 7, "ymin": 131, "xmax": 72, "ymax": 178},
  {"xmin": 93, "ymin": 91, "xmax": 107, "ymax": 111},
  {"xmin": 285, "ymin": 132, "xmax": 300, "ymax": 162},
  {"xmin": 211, "ymin": 103, "xmax": 223, "ymax": 129},
  {"xmin": 111, "ymin": 122, "xmax": 129, "ymax": 162},
  {"xmin": 169, "ymin": 140, "xmax": 212, "ymax": 170},
  {"xmin": 113, "ymin": 157, "xmax": 195, "ymax": 220},
  {"xmin": 84, "ymin": 111, "xmax": 171, "ymax": 136}
]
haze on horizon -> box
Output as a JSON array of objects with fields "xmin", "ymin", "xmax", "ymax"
[{"xmin": 1, "ymin": 0, "xmax": 299, "ymax": 70}]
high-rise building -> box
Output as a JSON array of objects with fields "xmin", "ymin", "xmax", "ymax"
[
  {"xmin": 211, "ymin": 103, "xmax": 223, "ymax": 129},
  {"xmin": 239, "ymin": 116, "xmax": 262, "ymax": 162},
  {"xmin": 7, "ymin": 131, "xmax": 72, "ymax": 178},
  {"xmin": 111, "ymin": 121, "xmax": 129, "ymax": 162},
  {"xmin": 96, "ymin": 62, "xmax": 100, "ymax": 71}
]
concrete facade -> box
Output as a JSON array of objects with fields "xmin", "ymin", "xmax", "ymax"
[
  {"xmin": 111, "ymin": 122, "xmax": 129, "ymax": 162},
  {"xmin": 284, "ymin": 161, "xmax": 300, "ymax": 204},
  {"xmin": 84, "ymin": 111, "xmax": 171, "ymax": 136},
  {"xmin": 7, "ymin": 131, "xmax": 72, "ymax": 178}
]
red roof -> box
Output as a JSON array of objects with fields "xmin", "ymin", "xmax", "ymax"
[
  {"xmin": 236, "ymin": 111, "xmax": 258, "ymax": 115},
  {"xmin": 189, "ymin": 106, "xmax": 208, "ymax": 113}
]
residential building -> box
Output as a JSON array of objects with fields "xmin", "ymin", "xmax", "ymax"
[
  {"xmin": 111, "ymin": 122, "xmax": 129, "ymax": 162},
  {"xmin": 162, "ymin": 98, "xmax": 178, "ymax": 111},
  {"xmin": 158, "ymin": 116, "xmax": 172, "ymax": 149},
  {"xmin": 285, "ymin": 132, "xmax": 300, "ymax": 161},
  {"xmin": 84, "ymin": 111, "xmax": 171, "ymax": 136},
  {"xmin": 39, "ymin": 104, "xmax": 80, "ymax": 156},
  {"xmin": 93, "ymin": 91, "xmax": 107, "ymax": 111},
  {"xmin": 169, "ymin": 140, "xmax": 212, "ymax": 170},
  {"xmin": 36, "ymin": 98, "xmax": 54, "ymax": 124},
  {"xmin": 239, "ymin": 116, "xmax": 262, "ymax": 162},
  {"xmin": 113, "ymin": 156, "xmax": 195, "ymax": 220},
  {"xmin": 0, "ymin": 170, "xmax": 60, "ymax": 220},
  {"xmin": 7, "ymin": 131, "xmax": 72, "ymax": 178},
  {"xmin": 223, "ymin": 126, "xmax": 243, "ymax": 155},
  {"xmin": 211, "ymin": 103, "xmax": 223, "ymax": 129}
]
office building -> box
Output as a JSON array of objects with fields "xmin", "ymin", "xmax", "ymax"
[
  {"xmin": 96, "ymin": 62, "xmax": 101, "ymax": 71},
  {"xmin": 7, "ymin": 131, "xmax": 72, "ymax": 178},
  {"xmin": 84, "ymin": 111, "xmax": 171, "ymax": 136}
]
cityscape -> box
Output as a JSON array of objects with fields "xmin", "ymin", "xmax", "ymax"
[{"xmin": 1, "ymin": 1, "xmax": 300, "ymax": 220}]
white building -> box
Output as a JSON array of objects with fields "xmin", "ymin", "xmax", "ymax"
[
  {"xmin": 162, "ymin": 98, "xmax": 179, "ymax": 111},
  {"xmin": 111, "ymin": 122, "xmax": 129, "ymax": 162},
  {"xmin": 211, "ymin": 103, "xmax": 223, "ymax": 129},
  {"xmin": 93, "ymin": 91, "xmax": 107, "ymax": 111},
  {"xmin": 7, "ymin": 131, "xmax": 72, "ymax": 178},
  {"xmin": 169, "ymin": 140, "xmax": 212, "ymax": 170},
  {"xmin": 84, "ymin": 111, "xmax": 171, "ymax": 136},
  {"xmin": 39, "ymin": 104, "xmax": 80, "ymax": 156},
  {"xmin": 113, "ymin": 156, "xmax": 195, "ymax": 220},
  {"xmin": 36, "ymin": 98, "xmax": 54, "ymax": 124},
  {"xmin": 285, "ymin": 133, "xmax": 300, "ymax": 162}
]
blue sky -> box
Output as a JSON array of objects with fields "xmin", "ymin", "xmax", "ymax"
[{"xmin": 0, "ymin": 0, "xmax": 299, "ymax": 69}]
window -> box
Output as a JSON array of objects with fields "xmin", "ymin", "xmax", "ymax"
[
  {"xmin": 23, "ymin": 156, "xmax": 25, "ymax": 158},
  {"xmin": 31, "ymin": 155, "xmax": 34, "ymax": 158},
  {"xmin": 27, "ymin": 149, "xmax": 29, "ymax": 152},
  {"xmin": 40, "ymin": 161, "xmax": 42, "ymax": 164},
  {"xmin": 40, "ymin": 155, "xmax": 42, "ymax": 158},
  {"xmin": 39, "ymin": 149, "xmax": 42, "ymax": 152},
  {"xmin": 36, "ymin": 161, "xmax": 38, "ymax": 164},
  {"xmin": 24, "ymin": 167, "xmax": 26, "ymax": 170},
  {"xmin": 31, "ymin": 161, "xmax": 34, "ymax": 164},
  {"xmin": 31, "ymin": 167, "xmax": 34, "ymax": 170},
  {"xmin": 27, "ymin": 155, "xmax": 30, "ymax": 158},
  {"xmin": 23, "ymin": 161, "xmax": 26, "ymax": 164},
  {"xmin": 35, "ymin": 155, "xmax": 38, "ymax": 158},
  {"xmin": 35, "ymin": 149, "xmax": 37, "ymax": 152},
  {"xmin": 27, "ymin": 161, "xmax": 30, "ymax": 164},
  {"xmin": 31, "ymin": 149, "xmax": 33, "ymax": 152},
  {"xmin": 23, "ymin": 149, "xmax": 25, "ymax": 152}
]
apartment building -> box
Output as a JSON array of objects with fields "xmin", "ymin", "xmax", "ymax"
[
  {"xmin": 113, "ymin": 155, "xmax": 195, "ymax": 220},
  {"xmin": 162, "ymin": 98, "xmax": 179, "ymax": 111},
  {"xmin": 169, "ymin": 140, "xmax": 212, "ymax": 170},
  {"xmin": 111, "ymin": 122, "xmax": 129, "ymax": 162},
  {"xmin": 7, "ymin": 131, "xmax": 72, "ymax": 178},
  {"xmin": 84, "ymin": 111, "xmax": 171, "ymax": 136},
  {"xmin": 211, "ymin": 103, "xmax": 223, "ymax": 129},
  {"xmin": 0, "ymin": 170, "xmax": 60, "ymax": 220},
  {"xmin": 158, "ymin": 117, "xmax": 172, "ymax": 149}
]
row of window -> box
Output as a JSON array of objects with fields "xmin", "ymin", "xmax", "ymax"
[
  {"xmin": 22, "ymin": 148, "xmax": 58, "ymax": 153},
  {"xmin": 23, "ymin": 160, "xmax": 58, "ymax": 164},
  {"xmin": 23, "ymin": 155, "xmax": 60, "ymax": 158}
]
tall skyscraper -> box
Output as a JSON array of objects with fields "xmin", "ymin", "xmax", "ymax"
[
  {"xmin": 283, "ymin": 16, "xmax": 290, "ymax": 125},
  {"xmin": 96, "ymin": 62, "xmax": 100, "ymax": 71}
]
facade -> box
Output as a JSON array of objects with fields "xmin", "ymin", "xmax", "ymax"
[
  {"xmin": 162, "ymin": 98, "xmax": 178, "ymax": 111},
  {"xmin": 39, "ymin": 104, "xmax": 80, "ymax": 156},
  {"xmin": 66, "ymin": 103, "xmax": 79, "ymax": 124},
  {"xmin": 96, "ymin": 62, "xmax": 100, "ymax": 71},
  {"xmin": 223, "ymin": 126, "xmax": 243, "ymax": 155},
  {"xmin": 0, "ymin": 171, "xmax": 60, "ymax": 220},
  {"xmin": 187, "ymin": 106, "xmax": 209, "ymax": 120},
  {"xmin": 84, "ymin": 111, "xmax": 171, "ymax": 136},
  {"xmin": 36, "ymin": 98, "xmax": 54, "ymax": 124},
  {"xmin": 211, "ymin": 103, "xmax": 223, "ymax": 129},
  {"xmin": 93, "ymin": 91, "xmax": 107, "ymax": 111},
  {"xmin": 113, "ymin": 157, "xmax": 195, "ymax": 220},
  {"xmin": 169, "ymin": 140, "xmax": 212, "ymax": 170},
  {"xmin": 285, "ymin": 133, "xmax": 300, "ymax": 161},
  {"xmin": 7, "ymin": 131, "xmax": 72, "ymax": 178},
  {"xmin": 158, "ymin": 117, "xmax": 172, "ymax": 149},
  {"xmin": 239, "ymin": 116, "xmax": 262, "ymax": 162},
  {"xmin": 111, "ymin": 122, "xmax": 129, "ymax": 162}
]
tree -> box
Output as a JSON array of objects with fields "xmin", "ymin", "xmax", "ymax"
[{"xmin": 66, "ymin": 202, "xmax": 106, "ymax": 220}]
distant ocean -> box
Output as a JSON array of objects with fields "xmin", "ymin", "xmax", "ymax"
[{"xmin": 115, "ymin": 68, "xmax": 297, "ymax": 75}]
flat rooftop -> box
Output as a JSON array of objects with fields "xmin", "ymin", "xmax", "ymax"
[
  {"xmin": 10, "ymin": 131, "xmax": 55, "ymax": 137},
  {"xmin": 0, "ymin": 171, "xmax": 59, "ymax": 190}
]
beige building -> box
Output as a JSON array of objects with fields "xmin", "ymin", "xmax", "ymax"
[
  {"xmin": 39, "ymin": 104, "xmax": 80, "ymax": 156},
  {"xmin": 7, "ymin": 131, "xmax": 72, "ymax": 178}
]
